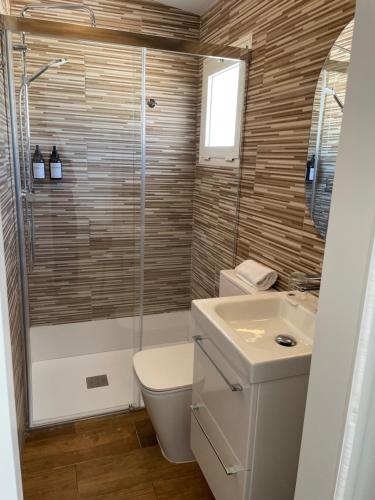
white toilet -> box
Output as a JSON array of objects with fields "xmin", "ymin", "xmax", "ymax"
[{"xmin": 133, "ymin": 269, "xmax": 268, "ymax": 463}]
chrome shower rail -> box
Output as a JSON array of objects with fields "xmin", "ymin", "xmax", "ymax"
[
  {"xmin": 0, "ymin": 14, "xmax": 249, "ymax": 60},
  {"xmin": 21, "ymin": 2, "xmax": 96, "ymax": 27}
]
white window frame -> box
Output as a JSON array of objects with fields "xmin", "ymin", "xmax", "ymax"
[{"xmin": 199, "ymin": 58, "xmax": 246, "ymax": 167}]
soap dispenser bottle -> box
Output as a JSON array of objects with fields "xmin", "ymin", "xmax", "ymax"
[
  {"xmin": 49, "ymin": 146, "xmax": 62, "ymax": 180},
  {"xmin": 32, "ymin": 145, "xmax": 46, "ymax": 180},
  {"xmin": 305, "ymin": 154, "xmax": 315, "ymax": 182}
]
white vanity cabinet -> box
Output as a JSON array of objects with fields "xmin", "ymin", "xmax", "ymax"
[{"xmin": 190, "ymin": 331, "xmax": 310, "ymax": 500}]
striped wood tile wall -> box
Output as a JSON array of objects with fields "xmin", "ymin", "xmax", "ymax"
[
  {"xmin": 191, "ymin": 0, "xmax": 356, "ymax": 297},
  {"xmin": 10, "ymin": 0, "xmax": 200, "ymax": 325},
  {"xmin": 144, "ymin": 49, "xmax": 198, "ymax": 313},
  {"xmin": 0, "ymin": 0, "xmax": 27, "ymax": 446}
]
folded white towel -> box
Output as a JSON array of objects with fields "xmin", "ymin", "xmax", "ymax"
[{"xmin": 235, "ymin": 260, "xmax": 278, "ymax": 291}]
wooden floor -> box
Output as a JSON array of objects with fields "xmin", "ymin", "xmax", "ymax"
[{"xmin": 22, "ymin": 410, "xmax": 214, "ymax": 499}]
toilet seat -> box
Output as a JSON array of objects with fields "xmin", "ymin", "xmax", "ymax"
[
  {"xmin": 133, "ymin": 342, "xmax": 194, "ymax": 393},
  {"xmin": 139, "ymin": 382, "xmax": 191, "ymax": 398}
]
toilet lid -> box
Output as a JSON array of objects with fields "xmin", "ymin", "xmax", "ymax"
[{"xmin": 133, "ymin": 342, "xmax": 194, "ymax": 392}]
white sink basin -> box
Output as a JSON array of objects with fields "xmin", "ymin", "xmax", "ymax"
[{"xmin": 192, "ymin": 291, "xmax": 317, "ymax": 383}]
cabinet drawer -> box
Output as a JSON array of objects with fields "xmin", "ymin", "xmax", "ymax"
[
  {"xmin": 191, "ymin": 408, "xmax": 247, "ymax": 500},
  {"xmin": 192, "ymin": 338, "xmax": 256, "ymax": 465}
]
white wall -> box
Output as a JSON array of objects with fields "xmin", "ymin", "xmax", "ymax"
[
  {"xmin": 295, "ymin": 0, "xmax": 375, "ymax": 498},
  {"xmin": 0, "ymin": 212, "xmax": 23, "ymax": 499},
  {"xmin": 337, "ymin": 233, "xmax": 375, "ymax": 499}
]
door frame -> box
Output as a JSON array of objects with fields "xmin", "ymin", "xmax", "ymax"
[
  {"xmin": 295, "ymin": 0, "xmax": 375, "ymax": 498},
  {"xmin": 0, "ymin": 213, "xmax": 23, "ymax": 498}
]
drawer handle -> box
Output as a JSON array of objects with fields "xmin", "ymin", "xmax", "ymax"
[
  {"xmin": 193, "ymin": 335, "xmax": 243, "ymax": 392},
  {"xmin": 190, "ymin": 405, "xmax": 243, "ymax": 476}
]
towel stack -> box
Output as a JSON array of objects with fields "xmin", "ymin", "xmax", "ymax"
[{"xmin": 235, "ymin": 260, "xmax": 278, "ymax": 291}]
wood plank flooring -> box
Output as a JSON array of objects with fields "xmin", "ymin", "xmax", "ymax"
[{"xmin": 22, "ymin": 410, "xmax": 214, "ymax": 500}]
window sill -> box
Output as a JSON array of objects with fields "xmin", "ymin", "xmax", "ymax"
[{"xmin": 198, "ymin": 157, "xmax": 240, "ymax": 168}]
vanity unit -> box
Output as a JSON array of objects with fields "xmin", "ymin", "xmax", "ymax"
[{"xmin": 190, "ymin": 292, "xmax": 317, "ymax": 500}]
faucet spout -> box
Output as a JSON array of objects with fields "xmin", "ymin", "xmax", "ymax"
[{"xmin": 289, "ymin": 272, "xmax": 321, "ymax": 293}]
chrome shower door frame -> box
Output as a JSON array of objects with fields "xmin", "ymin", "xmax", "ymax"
[{"xmin": 2, "ymin": 28, "xmax": 32, "ymax": 427}]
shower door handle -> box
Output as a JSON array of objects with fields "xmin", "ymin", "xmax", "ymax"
[
  {"xmin": 19, "ymin": 82, "xmax": 36, "ymax": 271},
  {"xmin": 28, "ymin": 203, "xmax": 35, "ymax": 271},
  {"xmin": 20, "ymin": 190, "xmax": 36, "ymax": 270}
]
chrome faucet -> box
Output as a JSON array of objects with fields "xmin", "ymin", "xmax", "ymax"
[{"xmin": 288, "ymin": 272, "xmax": 321, "ymax": 292}]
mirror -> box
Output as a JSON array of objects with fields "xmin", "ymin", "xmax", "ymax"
[{"xmin": 305, "ymin": 20, "xmax": 354, "ymax": 239}]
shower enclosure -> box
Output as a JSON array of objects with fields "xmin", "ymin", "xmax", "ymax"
[{"xmin": 0, "ymin": 5, "xmax": 247, "ymax": 427}]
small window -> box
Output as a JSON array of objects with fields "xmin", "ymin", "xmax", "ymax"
[{"xmin": 200, "ymin": 58, "xmax": 246, "ymax": 167}]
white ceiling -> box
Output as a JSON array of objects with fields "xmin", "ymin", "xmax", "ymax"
[{"xmin": 148, "ymin": 0, "xmax": 217, "ymax": 15}]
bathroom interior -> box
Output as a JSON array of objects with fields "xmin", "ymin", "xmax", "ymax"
[{"xmin": 0, "ymin": 0, "xmax": 364, "ymax": 499}]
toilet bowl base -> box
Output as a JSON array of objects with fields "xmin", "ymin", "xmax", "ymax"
[{"xmin": 156, "ymin": 434, "xmax": 196, "ymax": 464}]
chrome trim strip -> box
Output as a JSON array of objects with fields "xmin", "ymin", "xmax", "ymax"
[
  {"xmin": 138, "ymin": 48, "xmax": 146, "ymax": 352},
  {"xmin": 3, "ymin": 29, "xmax": 32, "ymax": 426},
  {"xmin": 191, "ymin": 404, "xmax": 244, "ymax": 476},
  {"xmin": 192, "ymin": 335, "xmax": 243, "ymax": 392}
]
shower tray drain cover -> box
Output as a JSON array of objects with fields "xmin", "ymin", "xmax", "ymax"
[
  {"xmin": 275, "ymin": 335, "xmax": 297, "ymax": 347},
  {"xmin": 86, "ymin": 374, "xmax": 109, "ymax": 389}
]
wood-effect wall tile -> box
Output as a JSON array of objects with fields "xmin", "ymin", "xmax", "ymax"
[
  {"xmin": 191, "ymin": 0, "xmax": 356, "ymax": 296},
  {"xmin": 10, "ymin": 0, "xmax": 200, "ymax": 325}
]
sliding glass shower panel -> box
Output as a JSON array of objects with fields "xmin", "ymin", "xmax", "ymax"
[
  {"xmin": 142, "ymin": 49, "xmax": 199, "ymax": 348},
  {"xmin": 141, "ymin": 50, "xmax": 243, "ymax": 347},
  {"xmin": 10, "ymin": 33, "xmax": 143, "ymax": 426}
]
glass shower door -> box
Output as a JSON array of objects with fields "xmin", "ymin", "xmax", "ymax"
[{"xmin": 8, "ymin": 31, "xmax": 144, "ymax": 426}]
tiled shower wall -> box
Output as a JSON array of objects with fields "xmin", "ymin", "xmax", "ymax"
[
  {"xmin": 0, "ymin": 0, "xmax": 27, "ymax": 444},
  {"xmin": 144, "ymin": 49, "xmax": 198, "ymax": 314},
  {"xmin": 11, "ymin": 0, "xmax": 199, "ymax": 326},
  {"xmin": 191, "ymin": 0, "xmax": 356, "ymax": 297}
]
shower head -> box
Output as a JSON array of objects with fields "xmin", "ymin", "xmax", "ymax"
[
  {"xmin": 324, "ymin": 87, "xmax": 344, "ymax": 112},
  {"xmin": 27, "ymin": 58, "xmax": 68, "ymax": 84}
]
